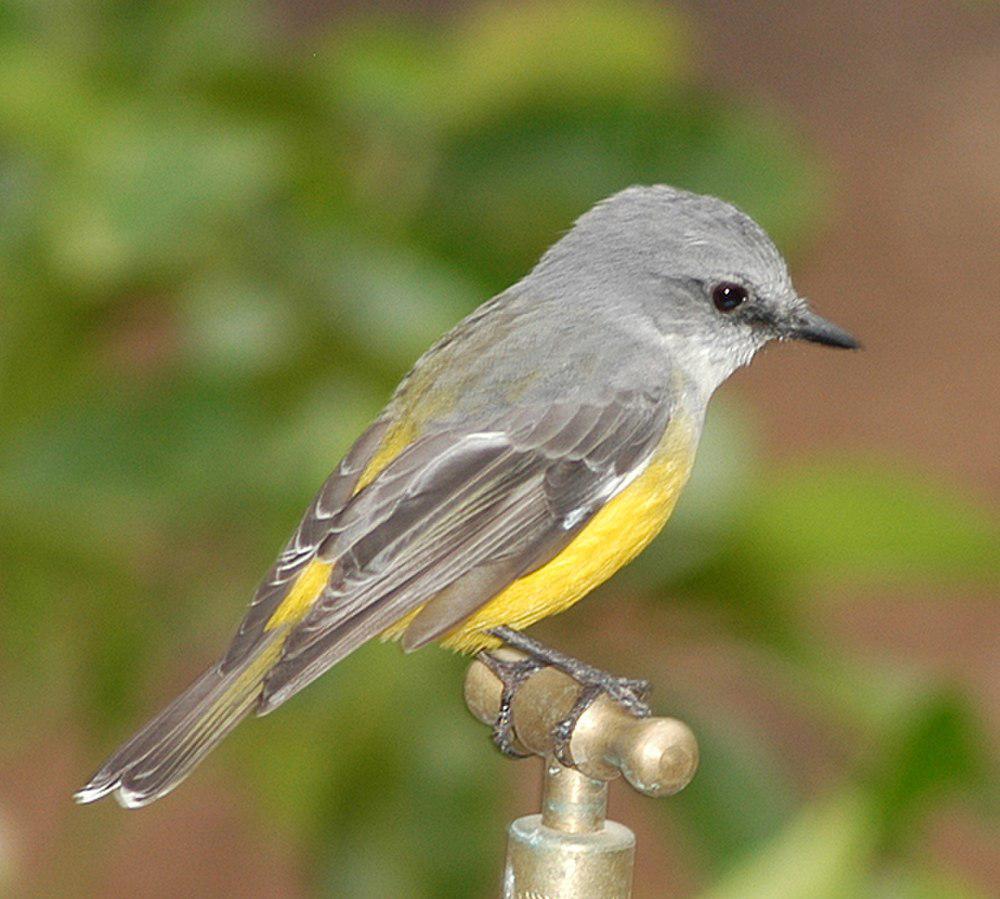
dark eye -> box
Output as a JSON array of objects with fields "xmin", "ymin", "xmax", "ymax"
[{"xmin": 712, "ymin": 282, "xmax": 749, "ymax": 313}]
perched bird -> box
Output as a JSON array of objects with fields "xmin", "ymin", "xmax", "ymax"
[{"xmin": 76, "ymin": 185, "xmax": 857, "ymax": 808}]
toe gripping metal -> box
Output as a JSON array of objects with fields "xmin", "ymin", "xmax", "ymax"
[
  {"xmin": 477, "ymin": 627, "xmax": 653, "ymax": 767},
  {"xmin": 476, "ymin": 651, "xmax": 544, "ymax": 758}
]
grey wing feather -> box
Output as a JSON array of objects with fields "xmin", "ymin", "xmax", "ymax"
[
  {"xmin": 221, "ymin": 418, "xmax": 390, "ymax": 671},
  {"xmin": 258, "ymin": 390, "xmax": 671, "ymax": 713}
]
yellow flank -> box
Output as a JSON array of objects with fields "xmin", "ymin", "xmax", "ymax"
[
  {"xmin": 265, "ymin": 558, "xmax": 334, "ymax": 631},
  {"xmin": 382, "ymin": 415, "xmax": 698, "ymax": 654}
]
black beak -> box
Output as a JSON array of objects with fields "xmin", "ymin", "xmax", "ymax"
[{"xmin": 786, "ymin": 308, "xmax": 860, "ymax": 350}]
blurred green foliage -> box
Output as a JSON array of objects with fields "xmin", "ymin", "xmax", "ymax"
[{"xmin": 0, "ymin": 1, "xmax": 996, "ymax": 897}]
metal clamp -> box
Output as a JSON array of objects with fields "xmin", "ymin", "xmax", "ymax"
[{"xmin": 465, "ymin": 650, "xmax": 698, "ymax": 898}]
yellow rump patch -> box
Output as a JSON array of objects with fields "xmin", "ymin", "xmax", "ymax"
[{"xmin": 265, "ymin": 558, "xmax": 334, "ymax": 631}]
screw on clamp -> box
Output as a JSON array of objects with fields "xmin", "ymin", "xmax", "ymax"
[{"xmin": 465, "ymin": 650, "xmax": 699, "ymax": 898}]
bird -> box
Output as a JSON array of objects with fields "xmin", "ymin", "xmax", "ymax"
[{"xmin": 76, "ymin": 184, "xmax": 858, "ymax": 808}]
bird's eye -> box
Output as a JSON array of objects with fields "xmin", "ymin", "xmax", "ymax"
[{"xmin": 712, "ymin": 282, "xmax": 749, "ymax": 313}]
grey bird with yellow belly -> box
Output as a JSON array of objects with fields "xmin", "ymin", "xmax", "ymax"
[{"xmin": 76, "ymin": 185, "xmax": 858, "ymax": 808}]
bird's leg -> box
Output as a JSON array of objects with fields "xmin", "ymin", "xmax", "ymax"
[
  {"xmin": 490, "ymin": 626, "xmax": 652, "ymax": 713},
  {"xmin": 475, "ymin": 650, "xmax": 545, "ymax": 758},
  {"xmin": 488, "ymin": 626, "xmax": 652, "ymax": 766}
]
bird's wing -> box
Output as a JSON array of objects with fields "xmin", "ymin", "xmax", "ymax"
[
  {"xmin": 221, "ymin": 418, "xmax": 390, "ymax": 671},
  {"xmin": 258, "ymin": 389, "xmax": 672, "ymax": 712}
]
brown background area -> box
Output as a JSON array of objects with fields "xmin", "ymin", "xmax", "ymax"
[{"xmin": 694, "ymin": 0, "xmax": 999, "ymax": 497}]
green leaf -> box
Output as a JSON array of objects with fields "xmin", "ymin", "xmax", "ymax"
[
  {"xmin": 700, "ymin": 790, "xmax": 875, "ymax": 899},
  {"xmin": 745, "ymin": 460, "xmax": 999, "ymax": 586},
  {"xmin": 868, "ymin": 863, "xmax": 989, "ymax": 899},
  {"xmin": 670, "ymin": 712, "xmax": 797, "ymax": 875},
  {"xmin": 671, "ymin": 458, "xmax": 998, "ymax": 646},
  {"xmin": 435, "ymin": 0, "xmax": 690, "ymax": 130},
  {"xmin": 49, "ymin": 108, "xmax": 287, "ymax": 293},
  {"xmin": 864, "ymin": 688, "xmax": 988, "ymax": 853},
  {"xmin": 241, "ymin": 643, "xmax": 504, "ymax": 897}
]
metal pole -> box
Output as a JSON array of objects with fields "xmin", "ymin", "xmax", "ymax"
[{"xmin": 503, "ymin": 760, "xmax": 634, "ymax": 898}]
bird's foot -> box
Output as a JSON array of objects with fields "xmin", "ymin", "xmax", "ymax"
[
  {"xmin": 487, "ymin": 626, "xmax": 652, "ymax": 766},
  {"xmin": 475, "ymin": 650, "xmax": 545, "ymax": 758}
]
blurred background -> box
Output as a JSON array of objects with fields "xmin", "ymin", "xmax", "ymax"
[{"xmin": 0, "ymin": 1, "xmax": 997, "ymax": 896}]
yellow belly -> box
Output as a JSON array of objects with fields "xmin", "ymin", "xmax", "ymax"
[{"xmin": 382, "ymin": 414, "xmax": 697, "ymax": 653}]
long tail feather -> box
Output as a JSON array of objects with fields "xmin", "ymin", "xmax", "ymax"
[{"xmin": 75, "ymin": 633, "xmax": 283, "ymax": 808}]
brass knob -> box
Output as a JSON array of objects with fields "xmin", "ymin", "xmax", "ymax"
[{"xmin": 464, "ymin": 650, "xmax": 698, "ymax": 798}]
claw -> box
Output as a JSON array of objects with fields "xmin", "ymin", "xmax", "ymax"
[
  {"xmin": 477, "ymin": 652, "xmax": 543, "ymax": 758},
  {"xmin": 552, "ymin": 683, "xmax": 602, "ymax": 766},
  {"xmin": 600, "ymin": 676, "xmax": 652, "ymax": 718}
]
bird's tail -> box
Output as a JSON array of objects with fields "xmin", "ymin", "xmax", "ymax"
[{"xmin": 75, "ymin": 633, "xmax": 284, "ymax": 808}]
